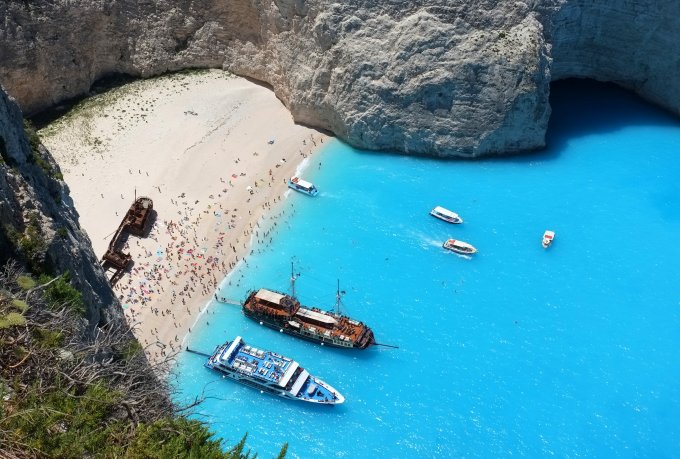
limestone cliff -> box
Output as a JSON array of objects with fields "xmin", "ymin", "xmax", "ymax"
[
  {"xmin": 0, "ymin": 84, "xmax": 120, "ymax": 328},
  {"xmin": 551, "ymin": 0, "xmax": 680, "ymax": 118},
  {"xmin": 0, "ymin": 0, "xmax": 677, "ymax": 157}
]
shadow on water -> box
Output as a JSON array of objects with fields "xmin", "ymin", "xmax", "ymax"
[
  {"xmin": 542, "ymin": 79, "xmax": 680, "ymax": 155},
  {"xmin": 345, "ymin": 78, "xmax": 680, "ymax": 164},
  {"xmin": 317, "ymin": 344, "xmax": 387, "ymax": 362},
  {"xmin": 495, "ymin": 78, "xmax": 680, "ymax": 164}
]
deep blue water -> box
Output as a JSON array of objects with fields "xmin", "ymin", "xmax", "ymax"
[{"xmin": 173, "ymin": 80, "xmax": 680, "ymax": 458}]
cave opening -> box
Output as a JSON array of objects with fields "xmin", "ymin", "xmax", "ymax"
[{"xmin": 545, "ymin": 78, "xmax": 680, "ymax": 155}]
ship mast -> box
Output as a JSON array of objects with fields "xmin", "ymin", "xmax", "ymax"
[
  {"xmin": 334, "ymin": 279, "xmax": 344, "ymax": 316},
  {"xmin": 290, "ymin": 261, "xmax": 297, "ymax": 298}
]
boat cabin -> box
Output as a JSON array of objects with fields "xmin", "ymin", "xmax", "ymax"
[
  {"xmin": 443, "ymin": 239, "xmax": 477, "ymax": 254},
  {"xmin": 430, "ymin": 206, "xmax": 462, "ymax": 223},
  {"xmin": 252, "ymin": 289, "xmax": 299, "ymax": 313},
  {"xmin": 295, "ymin": 308, "xmax": 338, "ymax": 328},
  {"xmin": 288, "ymin": 177, "xmax": 319, "ymax": 196},
  {"xmin": 542, "ymin": 230, "xmax": 555, "ymax": 248}
]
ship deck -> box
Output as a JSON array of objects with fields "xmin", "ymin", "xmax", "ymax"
[
  {"xmin": 208, "ymin": 337, "xmax": 344, "ymax": 403},
  {"xmin": 296, "ymin": 308, "xmax": 368, "ymax": 343},
  {"xmin": 244, "ymin": 289, "xmax": 373, "ymax": 347},
  {"xmin": 221, "ymin": 338, "xmax": 295, "ymax": 385}
]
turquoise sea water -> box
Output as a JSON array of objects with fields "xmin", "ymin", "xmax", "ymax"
[{"xmin": 173, "ymin": 80, "xmax": 680, "ymax": 458}]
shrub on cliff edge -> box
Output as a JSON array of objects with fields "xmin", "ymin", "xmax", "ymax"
[{"xmin": 0, "ymin": 261, "xmax": 286, "ymax": 458}]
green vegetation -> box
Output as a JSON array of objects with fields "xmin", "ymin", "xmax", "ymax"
[
  {"xmin": 38, "ymin": 68, "xmax": 233, "ymax": 148},
  {"xmin": 4, "ymin": 214, "xmax": 49, "ymax": 275},
  {"xmin": 4, "ymin": 223, "xmax": 21, "ymax": 245},
  {"xmin": 39, "ymin": 272, "xmax": 85, "ymax": 315},
  {"xmin": 31, "ymin": 327, "xmax": 63, "ymax": 348},
  {"xmin": 18, "ymin": 223, "xmax": 46, "ymax": 263},
  {"xmin": 16, "ymin": 218, "xmax": 47, "ymax": 274},
  {"xmin": 1, "ymin": 380, "xmax": 257, "ymax": 458},
  {"xmin": 0, "ymin": 311, "xmax": 26, "ymax": 329},
  {"xmin": 1, "ymin": 262, "xmax": 286, "ymax": 458},
  {"xmin": 24, "ymin": 119, "xmax": 64, "ymax": 181},
  {"xmin": 23, "ymin": 119, "xmax": 41, "ymax": 155},
  {"xmin": 11, "ymin": 298, "xmax": 28, "ymax": 312},
  {"xmin": 16, "ymin": 274, "xmax": 36, "ymax": 290},
  {"xmin": 173, "ymin": 67, "xmax": 213, "ymax": 77},
  {"xmin": 119, "ymin": 338, "xmax": 143, "ymax": 360},
  {"xmin": 0, "ymin": 275, "xmax": 29, "ymax": 330},
  {"xmin": 124, "ymin": 418, "xmax": 252, "ymax": 458}
]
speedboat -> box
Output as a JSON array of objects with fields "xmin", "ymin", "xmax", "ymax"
[
  {"xmin": 204, "ymin": 336, "xmax": 344, "ymax": 405},
  {"xmin": 430, "ymin": 206, "xmax": 463, "ymax": 224},
  {"xmin": 288, "ymin": 176, "xmax": 319, "ymax": 196},
  {"xmin": 542, "ymin": 230, "xmax": 555, "ymax": 249},
  {"xmin": 443, "ymin": 239, "xmax": 477, "ymax": 254}
]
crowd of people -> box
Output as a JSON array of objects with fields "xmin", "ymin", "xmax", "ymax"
[{"xmin": 112, "ymin": 134, "xmax": 323, "ymax": 364}]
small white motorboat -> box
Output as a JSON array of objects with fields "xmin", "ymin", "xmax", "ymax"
[
  {"xmin": 443, "ymin": 239, "xmax": 477, "ymax": 255},
  {"xmin": 430, "ymin": 206, "xmax": 463, "ymax": 224},
  {"xmin": 288, "ymin": 176, "xmax": 319, "ymax": 196},
  {"xmin": 542, "ymin": 230, "xmax": 555, "ymax": 249}
]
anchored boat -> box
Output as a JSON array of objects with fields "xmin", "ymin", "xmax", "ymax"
[
  {"xmin": 443, "ymin": 238, "xmax": 477, "ymax": 255},
  {"xmin": 204, "ymin": 336, "xmax": 344, "ymax": 404},
  {"xmin": 287, "ymin": 176, "xmax": 319, "ymax": 196},
  {"xmin": 430, "ymin": 206, "xmax": 463, "ymax": 224},
  {"xmin": 242, "ymin": 264, "xmax": 376, "ymax": 349},
  {"xmin": 542, "ymin": 230, "xmax": 555, "ymax": 249}
]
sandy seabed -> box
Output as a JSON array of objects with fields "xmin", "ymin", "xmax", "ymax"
[{"xmin": 40, "ymin": 70, "xmax": 327, "ymax": 365}]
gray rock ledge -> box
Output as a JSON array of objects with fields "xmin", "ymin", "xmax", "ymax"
[{"xmin": 0, "ymin": 0, "xmax": 678, "ymax": 158}]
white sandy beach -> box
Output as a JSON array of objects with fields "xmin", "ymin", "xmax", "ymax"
[{"xmin": 40, "ymin": 70, "xmax": 327, "ymax": 365}]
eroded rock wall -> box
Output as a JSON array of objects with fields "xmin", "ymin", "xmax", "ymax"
[
  {"xmin": 0, "ymin": 84, "xmax": 121, "ymax": 328},
  {"xmin": 227, "ymin": 2, "xmax": 554, "ymax": 157},
  {"xmin": 551, "ymin": 0, "xmax": 680, "ymax": 117},
  {"xmin": 0, "ymin": 0, "xmax": 678, "ymax": 157}
]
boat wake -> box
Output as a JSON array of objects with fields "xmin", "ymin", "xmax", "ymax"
[
  {"xmin": 317, "ymin": 191, "xmax": 340, "ymax": 199},
  {"xmin": 423, "ymin": 237, "xmax": 444, "ymax": 249},
  {"xmin": 293, "ymin": 156, "xmax": 311, "ymax": 177},
  {"xmin": 449, "ymin": 252, "xmax": 473, "ymax": 260}
]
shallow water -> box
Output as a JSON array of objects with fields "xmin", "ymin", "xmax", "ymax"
[{"xmin": 172, "ymin": 80, "xmax": 680, "ymax": 458}]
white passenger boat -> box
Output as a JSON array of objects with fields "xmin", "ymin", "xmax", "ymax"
[
  {"xmin": 443, "ymin": 238, "xmax": 477, "ymax": 255},
  {"xmin": 542, "ymin": 230, "xmax": 555, "ymax": 249},
  {"xmin": 430, "ymin": 206, "xmax": 463, "ymax": 224},
  {"xmin": 288, "ymin": 177, "xmax": 319, "ymax": 196},
  {"xmin": 204, "ymin": 336, "xmax": 344, "ymax": 404}
]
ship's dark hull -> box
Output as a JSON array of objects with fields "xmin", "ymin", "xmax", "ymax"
[{"xmin": 243, "ymin": 308, "xmax": 372, "ymax": 350}]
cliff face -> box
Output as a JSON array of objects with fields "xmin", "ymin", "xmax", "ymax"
[
  {"xmin": 551, "ymin": 0, "xmax": 680, "ymax": 118},
  {"xmin": 227, "ymin": 2, "xmax": 554, "ymax": 157},
  {"xmin": 0, "ymin": 0, "xmax": 677, "ymax": 158},
  {"xmin": 0, "ymin": 85, "xmax": 121, "ymax": 328}
]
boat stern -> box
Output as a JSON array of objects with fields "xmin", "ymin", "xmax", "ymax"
[{"xmin": 359, "ymin": 328, "xmax": 376, "ymax": 349}]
